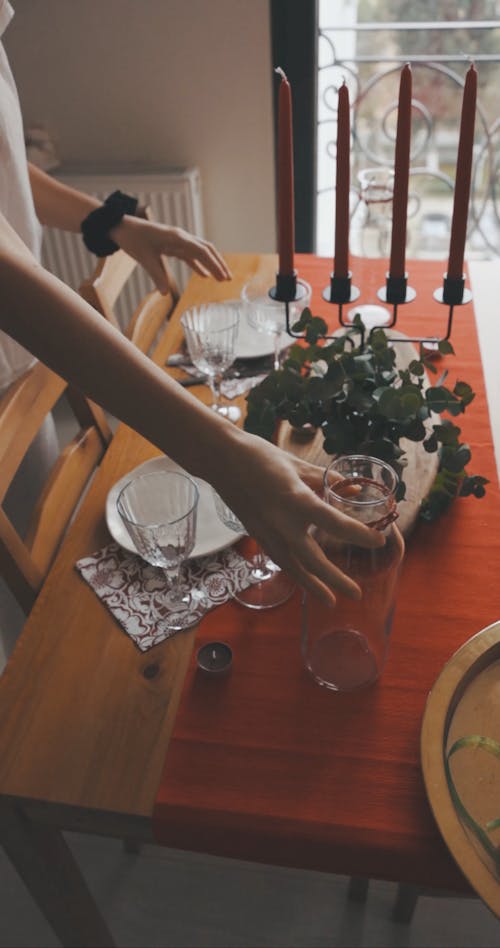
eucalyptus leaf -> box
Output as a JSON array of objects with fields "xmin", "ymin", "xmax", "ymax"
[
  {"xmin": 377, "ymin": 388, "xmax": 401, "ymax": 418},
  {"xmin": 432, "ymin": 422, "xmax": 462, "ymax": 445},
  {"xmin": 408, "ymin": 359, "xmax": 425, "ymax": 377},
  {"xmin": 347, "ymin": 388, "xmax": 375, "ymax": 412},
  {"xmin": 402, "ymin": 417, "xmax": 427, "ymax": 441},
  {"xmin": 454, "ymin": 380, "xmax": 475, "ymax": 406},
  {"xmin": 441, "ymin": 444, "xmax": 472, "ymax": 473},
  {"xmin": 423, "ymin": 433, "xmax": 438, "ymax": 453},
  {"xmin": 438, "ymin": 339, "xmax": 455, "ymax": 355}
]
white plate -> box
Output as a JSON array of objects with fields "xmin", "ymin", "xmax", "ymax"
[
  {"xmin": 106, "ymin": 456, "xmax": 244, "ymax": 559},
  {"xmin": 235, "ymin": 312, "xmax": 290, "ymax": 360}
]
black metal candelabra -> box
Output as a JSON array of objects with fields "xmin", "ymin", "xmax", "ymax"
[{"xmin": 269, "ymin": 269, "xmax": 472, "ymax": 349}]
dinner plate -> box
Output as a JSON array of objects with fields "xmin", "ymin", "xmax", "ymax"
[
  {"xmin": 106, "ymin": 456, "xmax": 244, "ymax": 559},
  {"xmin": 235, "ymin": 311, "xmax": 290, "ymax": 361},
  {"xmin": 421, "ymin": 620, "xmax": 500, "ymax": 918}
]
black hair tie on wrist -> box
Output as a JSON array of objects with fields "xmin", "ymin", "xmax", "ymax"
[{"xmin": 81, "ymin": 190, "xmax": 139, "ymax": 257}]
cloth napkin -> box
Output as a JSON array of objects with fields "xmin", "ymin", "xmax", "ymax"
[{"xmin": 76, "ymin": 542, "xmax": 256, "ymax": 651}]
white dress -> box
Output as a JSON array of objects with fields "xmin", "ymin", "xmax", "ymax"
[
  {"xmin": 0, "ymin": 0, "xmax": 41, "ymax": 389},
  {"xmin": 0, "ymin": 0, "xmax": 59, "ymax": 665}
]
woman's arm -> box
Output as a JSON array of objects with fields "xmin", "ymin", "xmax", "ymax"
[
  {"xmin": 0, "ymin": 213, "xmax": 383, "ymax": 604},
  {"xmin": 27, "ymin": 163, "xmax": 231, "ymax": 290},
  {"xmin": 28, "ymin": 162, "xmax": 100, "ymax": 230}
]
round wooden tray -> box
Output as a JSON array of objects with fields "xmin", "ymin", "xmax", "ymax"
[{"xmin": 421, "ymin": 619, "xmax": 500, "ymax": 918}]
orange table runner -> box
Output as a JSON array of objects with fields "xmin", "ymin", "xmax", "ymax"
[{"xmin": 153, "ymin": 256, "xmax": 500, "ymax": 890}]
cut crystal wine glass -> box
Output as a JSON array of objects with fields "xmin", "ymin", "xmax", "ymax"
[
  {"xmin": 242, "ymin": 274, "xmax": 312, "ymax": 371},
  {"xmin": 181, "ymin": 301, "xmax": 242, "ymax": 423},
  {"xmin": 117, "ymin": 470, "xmax": 199, "ymax": 632},
  {"xmin": 212, "ymin": 490, "xmax": 295, "ymax": 610}
]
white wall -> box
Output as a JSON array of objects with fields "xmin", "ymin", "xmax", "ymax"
[{"xmin": 4, "ymin": 0, "xmax": 276, "ymax": 252}]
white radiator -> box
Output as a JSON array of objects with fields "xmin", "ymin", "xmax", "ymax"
[{"xmin": 41, "ymin": 167, "xmax": 204, "ymax": 324}]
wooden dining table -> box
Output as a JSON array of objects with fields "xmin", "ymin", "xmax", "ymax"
[{"xmin": 0, "ymin": 253, "xmax": 498, "ymax": 947}]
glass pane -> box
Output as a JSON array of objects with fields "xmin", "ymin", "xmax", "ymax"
[{"xmin": 317, "ymin": 0, "xmax": 500, "ymax": 261}]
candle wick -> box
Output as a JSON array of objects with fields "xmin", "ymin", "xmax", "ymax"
[{"xmin": 275, "ymin": 66, "xmax": 287, "ymax": 82}]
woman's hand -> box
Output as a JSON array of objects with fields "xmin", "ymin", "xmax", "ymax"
[
  {"xmin": 206, "ymin": 432, "xmax": 385, "ymax": 608},
  {"xmin": 110, "ymin": 216, "xmax": 232, "ymax": 292}
]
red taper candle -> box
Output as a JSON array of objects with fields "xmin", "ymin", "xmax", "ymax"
[
  {"xmin": 275, "ymin": 67, "xmax": 295, "ymax": 277},
  {"xmin": 334, "ymin": 81, "xmax": 350, "ymax": 279},
  {"xmin": 389, "ymin": 63, "xmax": 412, "ymax": 280},
  {"xmin": 447, "ymin": 64, "xmax": 477, "ymax": 280}
]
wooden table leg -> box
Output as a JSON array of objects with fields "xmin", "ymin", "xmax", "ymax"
[{"xmin": 0, "ymin": 800, "xmax": 115, "ymax": 947}]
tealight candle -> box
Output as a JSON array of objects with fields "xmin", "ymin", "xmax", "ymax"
[{"xmin": 196, "ymin": 641, "xmax": 233, "ymax": 676}]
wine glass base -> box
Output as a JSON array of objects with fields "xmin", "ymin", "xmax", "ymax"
[
  {"xmin": 163, "ymin": 612, "xmax": 200, "ymax": 632},
  {"xmin": 212, "ymin": 404, "xmax": 241, "ymax": 423},
  {"xmin": 234, "ymin": 560, "xmax": 295, "ymax": 610},
  {"xmin": 162, "ymin": 589, "xmax": 201, "ymax": 632}
]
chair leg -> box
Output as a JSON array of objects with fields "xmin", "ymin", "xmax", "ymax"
[
  {"xmin": 0, "ymin": 801, "xmax": 115, "ymax": 947},
  {"xmin": 347, "ymin": 876, "xmax": 370, "ymax": 903},
  {"xmin": 392, "ymin": 883, "xmax": 419, "ymax": 923},
  {"xmin": 123, "ymin": 839, "xmax": 142, "ymax": 855}
]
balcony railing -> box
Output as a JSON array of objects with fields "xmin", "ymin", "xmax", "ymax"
[{"xmin": 316, "ymin": 16, "xmax": 500, "ymax": 263}]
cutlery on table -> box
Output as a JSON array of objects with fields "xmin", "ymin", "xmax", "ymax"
[{"xmin": 167, "ymin": 353, "xmax": 275, "ymax": 375}]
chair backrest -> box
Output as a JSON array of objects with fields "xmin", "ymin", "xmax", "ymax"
[
  {"xmin": 126, "ymin": 287, "xmax": 179, "ymax": 360},
  {"xmin": 0, "ymin": 362, "xmax": 112, "ymax": 614},
  {"xmin": 78, "ymin": 210, "xmax": 180, "ymax": 355}
]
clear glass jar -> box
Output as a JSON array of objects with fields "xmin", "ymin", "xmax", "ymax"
[
  {"xmin": 350, "ymin": 167, "xmax": 394, "ymax": 259},
  {"xmin": 302, "ymin": 455, "xmax": 405, "ymax": 692}
]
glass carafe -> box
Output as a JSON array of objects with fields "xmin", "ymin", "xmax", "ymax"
[
  {"xmin": 350, "ymin": 167, "xmax": 394, "ymax": 259},
  {"xmin": 302, "ymin": 455, "xmax": 405, "ymax": 692}
]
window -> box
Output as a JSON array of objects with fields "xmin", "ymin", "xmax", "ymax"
[{"xmin": 317, "ymin": 0, "xmax": 500, "ymax": 261}]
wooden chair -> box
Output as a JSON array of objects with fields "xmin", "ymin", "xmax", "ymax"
[
  {"xmin": 0, "ymin": 361, "xmax": 112, "ymax": 614},
  {"xmin": 79, "ymin": 226, "xmax": 179, "ymax": 357},
  {"xmin": 348, "ymin": 877, "xmax": 476, "ymax": 924}
]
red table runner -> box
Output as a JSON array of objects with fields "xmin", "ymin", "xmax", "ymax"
[{"xmin": 153, "ymin": 256, "xmax": 500, "ymax": 890}]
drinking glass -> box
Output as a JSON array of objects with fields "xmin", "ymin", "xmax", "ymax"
[
  {"xmin": 351, "ymin": 167, "xmax": 395, "ymax": 259},
  {"xmin": 242, "ymin": 274, "xmax": 312, "ymax": 371},
  {"xmin": 181, "ymin": 301, "xmax": 242, "ymax": 423},
  {"xmin": 348, "ymin": 167, "xmax": 394, "ymax": 330},
  {"xmin": 212, "ymin": 490, "xmax": 295, "ymax": 609},
  {"xmin": 302, "ymin": 456, "xmax": 404, "ymax": 691},
  {"xmin": 117, "ymin": 470, "xmax": 199, "ymax": 632}
]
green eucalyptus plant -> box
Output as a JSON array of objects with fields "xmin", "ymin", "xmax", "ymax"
[{"xmin": 245, "ymin": 310, "xmax": 488, "ymax": 522}]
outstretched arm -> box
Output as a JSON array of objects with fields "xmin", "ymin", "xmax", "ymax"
[
  {"xmin": 27, "ymin": 162, "xmax": 231, "ymax": 290},
  {"xmin": 0, "ymin": 213, "xmax": 383, "ymax": 605}
]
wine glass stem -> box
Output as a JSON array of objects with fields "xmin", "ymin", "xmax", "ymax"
[
  {"xmin": 253, "ymin": 545, "xmax": 272, "ymax": 580},
  {"xmin": 273, "ymin": 332, "xmax": 281, "ymax": 372},
  {"xmin": 209, "ymin": 373, "xmax": 223, "ymax": 411},
  {"xmin": 163, "ymin": 564, "xmax": 183, "ymax": 603}
]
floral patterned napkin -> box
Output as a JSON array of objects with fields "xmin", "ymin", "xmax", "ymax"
[{"xmin": 76, "ymin": 542, "xmax": 255, "ymax": 651}]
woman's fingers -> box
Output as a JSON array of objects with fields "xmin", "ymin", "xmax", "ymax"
[
  {"xmin": 115, "ymin": 218, "xmax": 232, "ymax": 287},
  {"xmin": 285, "ymin": 532, "xmax": 362, "ymax": 601},
  {"xmin": 194, "ymin": 239, "xmax": 232, "ymax": 281},
  {"xmin": 308, "ymin": 493, "xmax": 385, "ymax": 549},
  {"xmin": 170, "ymin": 231, "xmax": 232, "ymax": 282},
  {"xmin": 254, "ymin": 515, "xmax": 363, "ymax": 605}
]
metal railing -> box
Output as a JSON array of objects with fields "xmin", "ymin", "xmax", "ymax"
[{"xmin": 317, "ymin": 18, "xmax": 500, "ymax": 261}]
